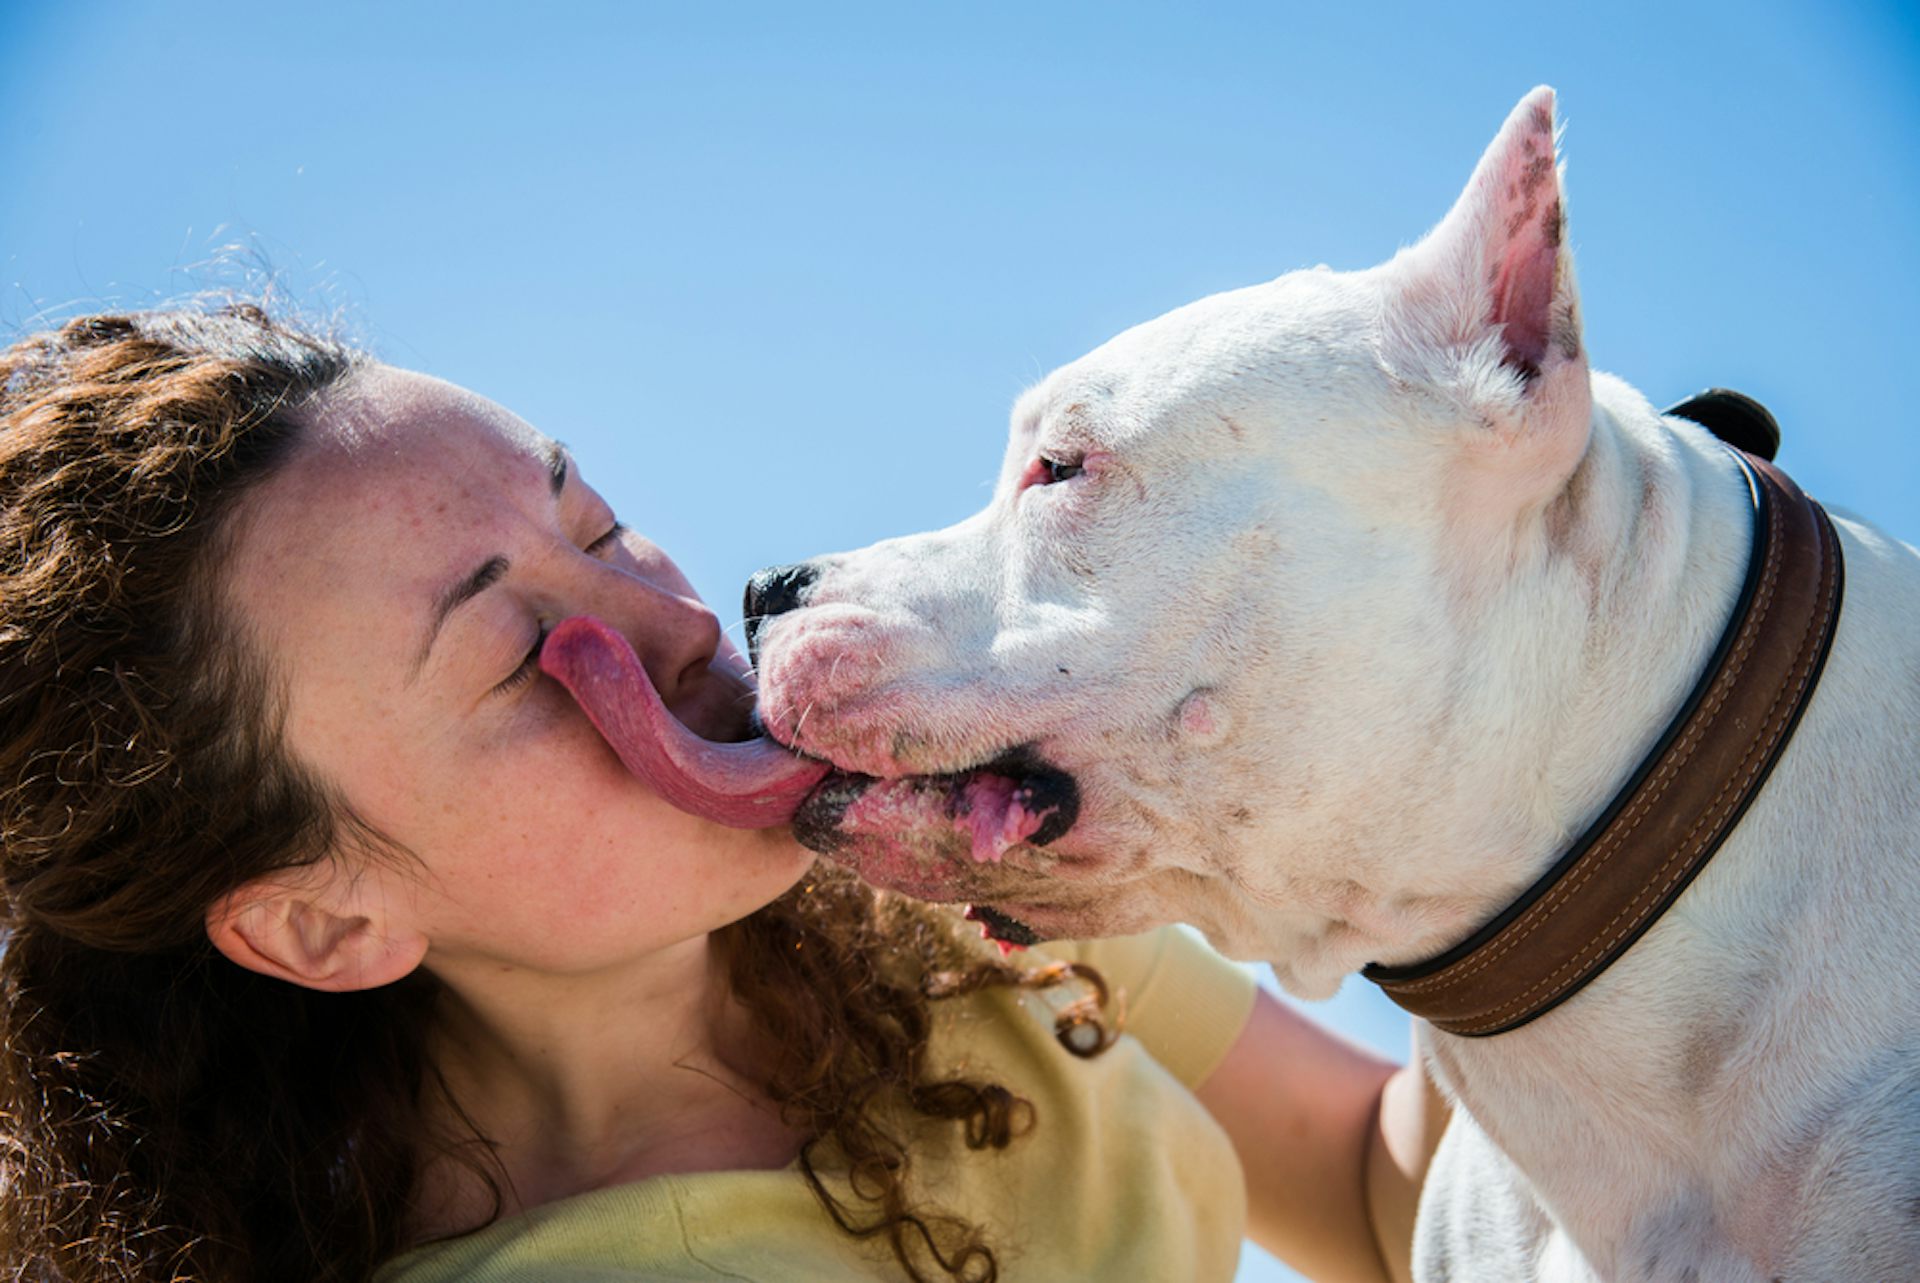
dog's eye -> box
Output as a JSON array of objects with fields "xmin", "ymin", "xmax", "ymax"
[{"xmin": 1022, "ymin": 455, "xmax": 1084, "ymax": 489}]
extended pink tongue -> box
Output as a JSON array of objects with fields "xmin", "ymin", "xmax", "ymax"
[{"xmin": 539, "ymin": 615, "xmax": 829, "ymax": 829}]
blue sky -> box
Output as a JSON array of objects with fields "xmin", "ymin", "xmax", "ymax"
[{"xmin": 5, "ymin": 4, "xmax": 1915, "ymax": 1280}]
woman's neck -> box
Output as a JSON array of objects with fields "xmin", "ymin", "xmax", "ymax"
[{"xmin": 406, "ymin": 933, "xmax": 802, "ymax": 1241}]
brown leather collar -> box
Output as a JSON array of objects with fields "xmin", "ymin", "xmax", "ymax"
[{"xmin": 1365, "ymin": 449, "xmax": 1845, "ymax": 1037}]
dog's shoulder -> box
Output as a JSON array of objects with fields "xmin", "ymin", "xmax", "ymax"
[
  {"xmin": 1767, "ymin": 1045, "xmax": 1920, "ymax": 1280},
  {"xmin": 1415, "ymin": 1113, "xmax": 1573, "ymax": 1282}
]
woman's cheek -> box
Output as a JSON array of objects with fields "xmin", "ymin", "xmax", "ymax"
[{"xmin": 484, "ymin": 678, "xmax": 586, "ymax": 749}]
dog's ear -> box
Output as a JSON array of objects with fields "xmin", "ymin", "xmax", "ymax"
[{"xmin": 1385, "ymin": 86, "xmax": 1590, "ymax": 494}]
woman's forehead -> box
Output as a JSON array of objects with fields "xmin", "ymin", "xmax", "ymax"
[
  {"xmin": 218, "ymin": 368, "xmax": 572, "ymax": 709},
  {"xmin": 227, "ymin": 368, "xmax": 559, "ymax": 619},
  {"xmin": 309, "ymin": 364, "xmax": 550, "ymax": 464}
]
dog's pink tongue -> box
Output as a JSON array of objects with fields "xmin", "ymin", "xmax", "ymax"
[
  {"xmin": 539, "ymin": 615, "xmax": 829, "ymax": 829},
  {"xmin": 955, "ymin": 775, "xmax": 1049, "ymax": 864}
]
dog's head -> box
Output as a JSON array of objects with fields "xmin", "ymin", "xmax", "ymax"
[{"xmin": 751, "ymin": 88, "xmax": 1597, "ymax": 993}]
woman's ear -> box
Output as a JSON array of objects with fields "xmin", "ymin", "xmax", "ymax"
[{"xmin": 206, "ymin": 860, "xmax": 428, "ymax": 992}]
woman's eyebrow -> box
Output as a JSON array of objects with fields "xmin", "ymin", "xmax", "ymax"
[{"xmin": 407, "ymin": 440, "xmax": 573, "ymax": 682}]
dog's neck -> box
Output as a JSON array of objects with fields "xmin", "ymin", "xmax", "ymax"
[
  {"xmin": 1419, "ymin": 378, "xmax": 1757, "ymax": 958},
  {"xmin": 1239, "ymin": 381, "xmax": 1768, "ymax": 1005},
  {"xmin": 1386, "ymin": 379, "xmax": 1793, "ymax": 1261},
  {"xmin": 1248, "ymin": 379, "xmax": 1757, "ymax": 992}
]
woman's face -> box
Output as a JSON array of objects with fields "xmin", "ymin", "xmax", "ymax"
[{"xmin": 224, "ymin": 365, "xmax": 812, "ymax": 978}]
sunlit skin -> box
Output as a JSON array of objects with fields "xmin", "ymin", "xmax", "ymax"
[
  {"xmin": 208, "ymin": 365, "xmax": 1443, "ymax": 1277},
  {"xmin": 217, "ymin": 366, "xmax": 815, "ymax": 1224}
]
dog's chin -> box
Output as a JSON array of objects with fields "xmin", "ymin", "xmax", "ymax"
[{"xmin": 789, "ymin": 754, "xmax": 1081, "ymax": 917}]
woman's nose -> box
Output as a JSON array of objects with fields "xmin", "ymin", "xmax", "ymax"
[
  {"xmin": 590, "ymin": 574, "xmax": 726, "ymax": 708},
  {"xmin": 743, "ymin": 562, "xmax": 819, "ymax": 666}
]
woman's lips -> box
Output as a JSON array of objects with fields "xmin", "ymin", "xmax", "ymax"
[{"xmin": 539, "ymin": 615, "xmax": 829, "ymax": 829}]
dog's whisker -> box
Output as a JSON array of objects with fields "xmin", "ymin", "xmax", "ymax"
[{"xmin": 790, "ymin": 700, "xmax": 815, "ymax": 746}]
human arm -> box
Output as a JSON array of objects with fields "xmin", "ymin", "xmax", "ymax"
[
  {"xmin": 1363, "ymin": 1026, "xmax": 1451, "ymax": 1283},
  {"xmin": 1194, "ymin": 993, "xmax": 1450, "ymax": 1283}
]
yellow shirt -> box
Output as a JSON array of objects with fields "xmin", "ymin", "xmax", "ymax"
[{"xmin": 375, "ymin": 926, "xmax": 1257, "ymax": 1283}]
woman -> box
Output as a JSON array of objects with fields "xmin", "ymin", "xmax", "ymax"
[{"xmin": 0, "ymin": 304, "xmax": 1444, "ymax": 1283}]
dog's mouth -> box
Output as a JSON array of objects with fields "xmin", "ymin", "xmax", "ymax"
[
  {"xmin": 787, "ymin": 752, "xmax": 1081, "ymax": 939},
  {"xmin": 538, "ymin": 615, "xmax": 1077, "ymax": 940}
]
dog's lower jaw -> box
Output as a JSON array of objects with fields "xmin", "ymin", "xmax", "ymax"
[{"xmin": 1230, "ymin": 872, "xmax": 1513, "ymax": 1001}]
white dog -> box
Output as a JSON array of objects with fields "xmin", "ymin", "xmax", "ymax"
[{"xmin": 743, "ymin": 88, "xmax": 1920, "ymax": 1281}]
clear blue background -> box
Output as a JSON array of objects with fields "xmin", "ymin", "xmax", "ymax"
[{"xmin": 5, "ymin": 3, "xmax": 1915, "ymax": 1279}]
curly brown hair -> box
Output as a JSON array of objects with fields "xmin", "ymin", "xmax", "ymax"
[{"xmin": 0, "ymin": 304, "xmax": 1111, "ymax": 1283}]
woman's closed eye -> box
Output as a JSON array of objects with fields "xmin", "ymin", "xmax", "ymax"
[
  {"xmin": 588, "ymin": 521, "xmax": 627, "ymax": 555},
  {"xmin": 495, "ymin": 623, "xmax": 549, "ymax": 694},
  {"xmin": 492, "ymin": 521, "xmax": 629, "ymax": 695}
]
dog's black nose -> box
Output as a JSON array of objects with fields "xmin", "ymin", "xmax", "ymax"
[{"xmin": 744, "ymin": 562, "xmax": 820, "ymax": 665}]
